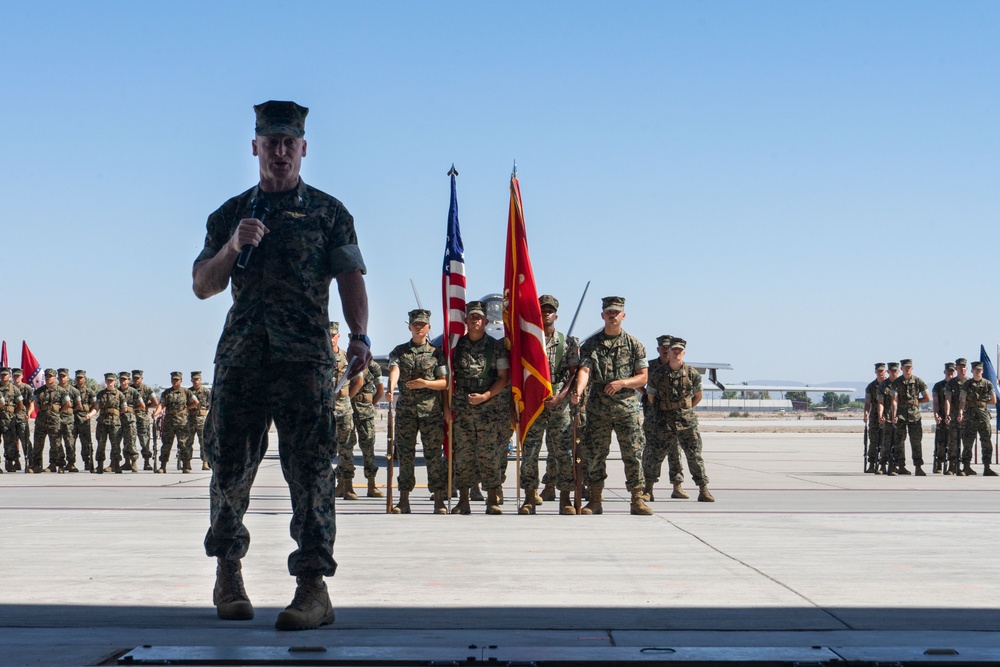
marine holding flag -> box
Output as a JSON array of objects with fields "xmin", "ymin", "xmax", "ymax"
[{"xmin": 192, "ymin": 101, "xmax": 370, "ymax": 631}]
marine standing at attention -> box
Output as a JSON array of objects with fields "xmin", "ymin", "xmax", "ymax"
[
  {"xmin": 192, "ymin": 101, "xmax": 370, "ymax": 630},
  {"xmin": 931, "ymin": 363, "xmax": 955, "ymax": 474},
  {"xmin": 571, "ymin": 296, "xmax": 651, "ymax": 516},
  {"xmin": 387, "ymin": 309, "xmax": 448, "ymax": 514},
  {"xmin": 959, "ymin": 361, "xmax": 997, "ymax": 477},
  {"xmin": 862, "ymin": 363, "xmax": 887, "ymax": 473},
  {"xmin": 889, "ymin": 359, "xmax": 929, "ymax": 476}
]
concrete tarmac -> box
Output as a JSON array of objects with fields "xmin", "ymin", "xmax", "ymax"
[{"xmin": 2, "ymin": 422, "xmax": 999, "ymax": 665}]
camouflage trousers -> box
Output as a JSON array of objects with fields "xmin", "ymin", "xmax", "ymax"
[
  {"xmin": 892, "ymin": 419, "xmax": 923, "ymax": 467},
  {"xmin": 13, "ymin": 414, "xmax": 30, "ymax": 463},
  {"xmin": 344, "ymin": 413, "xmax": 378, "ymax": 480},
  {"xmin": 947, "ymin": 421, "xmax": 962, "ymax": 466},
  {"xmin": 58, "ymin": 416, "xmax": 76, "ymax": 466},
  {"xmin": 644, "ymin": 414, "xmax": 709, "ymax": 486},
  {"xmin": 32, "ymin": 418, "xmax": 62, "ymax": 468},
  {"xmin": 186, "ymin": 414, "xmax": 206, "ymax": 461},
  {"xmin": 95, "ymin": 420, "xmax": 121, "ymax": 464},
  {"xmin": 160, "ymin": 422, "xmax": 190, "ymax": 464},
  {"xmin": 135, "ymin": 415, "xmax": 152, "ymax": 459},
  {"xmin": 1, "ymin": 416, "xmax": 18, "ymax": 464},
  {"xmin": 584, "ymin": 395, "xmax": 646, "ymax": 492},
  {"xmin": 203, "ymin": 362, "xmax": 338, "ymax": 578},
  {"xmin": 452, "ymin": 398, "xmax": 506, "ymax": 491},
  {"xmin": 73, "ymin": 415, "xmax": 93, "ymax": 466},
  {"xmin": 394, "ymin": 407, "xmax": 446, "ymax": 493},
  {"xmin": 333, "ymin": 412, "xmax": 357, "ymax": 481},
  {"xmin": 115, "ymin": 415, "xmax": 138, "ymax": 462},
  {"xmin": 878, "ymin": 423, "xmax": 896, "ymax": 466},
  {"xmin": 962, "ymin": 416, "xmax": 994, "ymax": 464},
  {"xmin": 520, "ymin": 403, "xmax": 573, "ymax": 491},
  {"xmin": 932, "ymin": 421, "xmax": 948, "ymax": 467},
  {"xmin": 865, "ymin": 417, "xmax": 882, "ymax": 464}
]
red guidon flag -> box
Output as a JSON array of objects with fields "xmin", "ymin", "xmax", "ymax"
[
  {"xmin": 502, "ymin": 170, "xmax": 552, "ymax": 441},
  {"xmin": 21, "ymin": 341, "xmax": 43, "ymax": 419}
]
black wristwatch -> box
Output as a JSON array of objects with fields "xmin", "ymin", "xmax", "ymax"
[{"xmin": 349, "ymin": 333, "xmax": 371, "ymax": 347}]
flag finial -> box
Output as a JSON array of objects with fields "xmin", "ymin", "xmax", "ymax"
[
  {"xmin": 448, "ymin": 164, "xmax": 458, "ymax": 177},
  {"xmin": 511, "ymin": 160, "xmax": 517, "ymax": 178}
]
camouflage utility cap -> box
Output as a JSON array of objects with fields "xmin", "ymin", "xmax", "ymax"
[
  {"xmin": 0, "ymin": 367, "xmax": 9, "ymax": 376},
  {"xmin": 601, "ymin": 296, "xmax": 626, "ymax": 312},
  {"xmin": 11, "ymin": 369, "xmax": 21, "ymax": 376},
  {"xmin": 670, "ymin": 337, "xmax": 687, "ymax": 350},
  {"xmin": 466, "ymin": 301, "xmax": 485, "ymax": 317},
  {"xmin": 57, "ymin": 368, "xmax": 69, "ymax": 377},
  {"xmin": 408, "ymin": 309, "xmax": 431, "ymax": 324},
  {"xmin": 170, "ymin": 371, "xmax": 183, "ymax": 380},
  {"xmin": 945, "ymin": 362, "xmax": 956, "ymax": 371},
  {"xmin": 887, "ymin": 362, "xmax": 900, "ymax": 371},
  {"xmin": 76, "ymin": 370, "xmax": 87, "ymax": 378},
  {"xmin": 254, "ymin": 100, "xmax": 308, "ymax": 137},
  {"xmin": 44, "ymin": 368, "xmax": 56, "ymax": 378},
  {"xmin": 329, "ymin": 321, "xmax": 340, "ymax": 335},
  {"xmin": 104, "ymin": 373, "xmax": 116, "ymax": 381},
  {"xmin": 132, "ymin": 370, "xmax": 143, "ymax": 378},
  {"xmin": 900, "ymin": 359, "xmax": 913, "ymax": 368},
  {"xmin": 656, "ymin": 335, "xmax": 673, "ymax": 347},
  {"xmin": 956, "ymin": 358, "xmax": 968, "ymax": 366},
  {"xmin": 874, "ymin": 362, "xmax": 886, "ymax": 371},
  {"xmin": 119, "ymin": 372, "xmax": 130, "ymax": 380},
  {"xmin": 539, "ymin": 295, "xmax": 559, "ymax": 311},
  {"xmin": 191, "ymin": 371, "xmax": 202, "ymax": 380},
  {"xmin": 972, "ymin": 361, "xmax": 984, "ymax": 370}
]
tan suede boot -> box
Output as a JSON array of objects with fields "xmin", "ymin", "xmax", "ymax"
[
  {"xmin": 485, "ymin": 488, "xmax": 503, "ymax": 514},
  {"xmin": 698, "ymin": 485, "xmax": 716, "ymax": 502},
  {"xmin": 433, "ymin": 490, "xmax": 448, "ymax": 514},
  {"xmin": 390, "ymin": 490, "xmax": 410, "ymax": 514},
  {"xmin": 580, "ymin": 482, "xmax": 603, "ymax": 515},
  {"xmin": 451, "ymin": 488, "xmax": 471, "ymax": 514},
  {"xmin": 630, "ymin": 488, "xmax": 653, "ymax": 515},
  {"xmin": 469, "ymin": 485, "xmax": 484, "ymax": 501},
  {"xmin": 559, "ymin": 489, "xmax": 576, "ymax": 515},
  {"xmin": 366, "ymin": 475, "xmax": 384, "ymax": 497},
  {"xmin": 642, "ymin": 481, "xmax": 654, "ymax": 502},
  {"xmin": 527, "ymin": 488, "xmax": 544, "ymax": 506},
  {"xmin": 518, "ymin": 495, "xmax": 536, "ymax": 515},
  {"xmin": 213, "ymin": 559, "xmax": 254, "ymax": 621},
  {"xmin": 342, "ymin": 478, "xmax": 359, "ymax": 501},
  {"xmin": 539, "ymin": 484, "xmax": 556, "ymax": 502},
  {"xmin": 671, "ymin": 483, "xmax": 689, "ymax": 499},
  {"xmin": 274, "ymin": 575, "xmax": 335, "ymax": 631}
]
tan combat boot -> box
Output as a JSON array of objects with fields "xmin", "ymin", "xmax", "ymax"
[
  {"xmin": 366, "ymin": 475, "xmax": 384, "ymax": 498},
  {"xmin": 469, "ymin": 485, "xmax": 485, "ymax": 501},
  {"xmin": 485, "ymin": 488, "xmax": 503, "ymax": 515},
  {"xmin": 451, "ymin": 488, "xmax": 471, "ymax": 514},
  {"xmin": 527, "ymin": 487, "xmax": 544, "ymax": 506},
  {"xmin": 518, "ymin": 493, "xmax": 536, "ymax": 515},
  {"xmin": 642, "ymin": 481, "xmax": 654, "ymax": 502},
  {"xmin": 630, "ymin": 488, "xmax": 653, "ymax": 515},
  {"xmin": 214, "ymin": 558, "xmax": 254, "ymax": 621},
  {"xmin": 335, "ymin": 478, "xmax": 345, "ymax": 496},
  {"xmin": 342, "ymin": 478, "xmax": 359, "ymax": 501},
  {"xmin": 202, "ymin": 460, "xmax": 211, "ymax": 471},
  {"xmin": 559, "ymin": 489, "xmax": 576, "ymax": 515},
  {"xmin": 671, "ymin": 483, "xmax": 689, "ymax": 499},
  {"xmin": 496, "ymin": 487, "xmax": 505, "ymax": 505},
  {"xmin": 274, "ymin": 575, "xmax": 335, "ymax": 631},
  {"xmin": 539, "ymin": 484, "xmax": 555, "ymax": 502},
  {"xmin": 143, "ymin": 457, "xmax": 153, "ymax": 471},
  {"xmin": 432, "ymin": 490, "xmax": 448, "ymax": 514},
  {"xmin": 580, "ymin": 483, "xmax": 603, "ymax": 515},
  {"xmin": 698, "ymin": 485, "xmax": 716, "ymax": 502},
  {"xmin": 390, "ymin": 490, "xmax": 410, "ymax": 514}
]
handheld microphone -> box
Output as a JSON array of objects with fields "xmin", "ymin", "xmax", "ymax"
[{"xmin": 236, "ymin": 195, "xmax": 270, "ymax": 270}]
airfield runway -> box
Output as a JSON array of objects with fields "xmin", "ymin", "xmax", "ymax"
[{"xmin": 1, "ymin": 417, "xmax": 999, "ymax": 666}]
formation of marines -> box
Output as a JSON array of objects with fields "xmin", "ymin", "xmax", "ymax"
[{"xmin": 864, "ymin": 358, "xmax": 997, "ymax": 477}]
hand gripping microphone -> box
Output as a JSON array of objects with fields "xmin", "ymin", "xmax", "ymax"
[{"xmin": 236, "ymin": 195, "xmax": 270, "ymax": 270}]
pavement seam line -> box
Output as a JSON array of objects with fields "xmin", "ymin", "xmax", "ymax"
[{"xmin": 661, "ymin": 517, "xmax": 855, "ymax": 631}]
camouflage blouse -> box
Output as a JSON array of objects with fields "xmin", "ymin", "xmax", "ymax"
[
  {"xmin": 962, "ymin": 377, "xmax": 995, "ymax": 420},
  {"xmin": 646, "ymin": 362, "xmax": 702, "ymax": 430},
  {"xmin": 196, "ymin": 179, "xmax": 367, "ymax": 367},
  {"xmin": 892, "ymin": 375, "xmax": 927, "ymax": 422},
  {"xmin": 160, "ymin": 386, "xmax": 196, "ymax": 428},
  {"xmin": 351, "ymin": 360, "xmax": 383, "ymax": 420},
  {"xmin": 580, "ymin": 330, "xmax": 647, "ymax": 408},
  {"xmin": 389, "ymin": 340, "xmax": 446, "ymax": 417},
  {"xmin": 450, "ymin": 334, "xmax": 509, "ymax": 407},
  {"xmin": 95, "ymin": 388, "xmax": 127, "ymax": 426}
]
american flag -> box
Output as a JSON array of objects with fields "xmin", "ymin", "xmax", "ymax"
[{"xmin": 441, "ymin": 166, "xmax": 466, "ymax": 373}]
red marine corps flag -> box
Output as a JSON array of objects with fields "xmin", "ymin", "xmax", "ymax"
[
  {"xmin": 502, "ymin": 164, "xmax": 552, "ymax": 441},
  {"xmin": 21, "ymin": 340, "xmax": 43, "ymax": 418}
]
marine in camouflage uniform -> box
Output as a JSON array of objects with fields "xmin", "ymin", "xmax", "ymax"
[
  {"xmin": 94, "ymin": 372, "xmax": 126, "ymax": 474},
  {"xmin": 930, "ymin": 363, "xmax": 955, "ymax": 473},
  {"xmin": 30, "ymin": 369, "xmax": 69, "ymax": 473},
  {"xmin": 156, "ymin": 372, "xmax": 198, "ymax": 473},
  {"xmin": 73, "ymin": 371, "xmax": 98, "ymax": 471},
  {"xmin": 959, "ymin": 361, "xmax": 997, "ymax": 476},
  {"xmin": 346, "ymin": 359, "xmax": 384, "ymax": 497},
  {"xmin": 330, "ymin": 322, "xmax": 364, "ymax": 499},
  {"xmin": 114, "ymin": 372, "xmax": 144, "ymax": 472},
  {"xmin": 449, "ymin": 301, "xmax": 510, "ymax": 515},
  {"xmin": 889, "ymin": 359, "xmax": 929, "ymax": 475},
  {"xmin": 862, "ymin": 363, "xmax": 887, "ymax": 473},
  {"xmin": 875, "ymin": 362, "xmax": 901, "ymax": 474},
  {"xmin": 642, "ymin": 336, "xmax": 686, "ymax": 497},
  {"xmin": 644, "ymin": 337, "xmax": 714, "ymax": 503},
  {"xmin": 0, "ymin": 367, "xmax": 25, "ymax": 472},
  {"xmin": 193, "ymin": 101, "xmax": 370, "ymax": 629},
  {"xmin": 132, "ymin": 371, "xmax": 158, "ymax": 470},
  {"xmin": 518, "ymin": 295, "xmax": 579, "ymax": 515},
  {"xmin": 12, "ymin": 369, "xmax": 33, "ymax": 471},
  {"xmin": 55, "ymin": 369, "xmax": 83, "ymax": 472},
  {"xmin": 943, "ymin": 358, "xmax": 969, "ymax": 475},
  {"xmin": 186, "ymin": 371, "xmax": 212, "ymax": 471},
  {"xmin": 571, "ymin": 296, "xmax": 651, "ymax": 515},
  {"xmin": 387, "ymin": 309, "xmax": 448, "ymax": 514}
]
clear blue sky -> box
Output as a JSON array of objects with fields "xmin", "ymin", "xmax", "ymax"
[{"xmin": 2, "ymin": 1, "xmax": 998, "ymax": 387}]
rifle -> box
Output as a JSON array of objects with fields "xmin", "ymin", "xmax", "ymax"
[
  {"xmin": 385, "ymin": 397, "xmax": 395, "ymax": 513},
  {"xmin": 887, "ymin": 422, "xmax": 897, "ymax": 475},
  {"xmin": 863, "ymin": 424, "xmax": 868, "ymax": 472}
]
